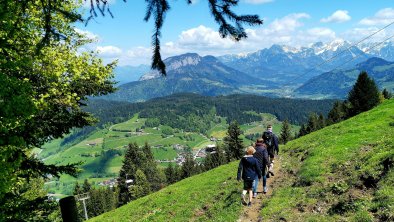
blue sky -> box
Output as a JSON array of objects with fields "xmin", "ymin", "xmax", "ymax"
[{"xmin": 75, "ymin": 0, "xmax": 394, "ymax": 66}]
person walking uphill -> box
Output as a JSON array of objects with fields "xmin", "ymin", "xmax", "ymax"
[
  {"xmin": 253, "ymin": 138, "xmax": 269, "ymax": 197},
  {"xmin": 237, "ymin": 146, "xmax": 262, "ymax": 207},
  {"xmin": 262, "ymin": 125, "xmax": 279, "ymax": 175}
]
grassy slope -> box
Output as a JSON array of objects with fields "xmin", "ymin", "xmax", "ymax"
[
  {"xmin": 262, "ymin": 99, "xmax": 394, "ymax": 221},
  {"xmin": 90, "ymin": 162, "xmax": 242, "ymax": 222},
  {"xmin": 90, "ymin": 100, "xmax": 393, "ymax": 222}
]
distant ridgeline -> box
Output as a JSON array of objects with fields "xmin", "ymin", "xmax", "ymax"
[{"xmin": 68, "ymin": 93, "xmax": 335, "ymax": 144}]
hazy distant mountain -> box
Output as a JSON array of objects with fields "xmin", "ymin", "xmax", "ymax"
[
  {"xmin": 218, "ymin": 39, "xmax": 374, "ymax": 85},
  {"xmin": 294, "ymin": 57, "xmax": 394, "ymax": 99},
  {"xmin": 102, "ymin": 53, "xmax": 272, "ymax": 102},
  {"xmin": 113, "ymin": 65, "xmax": 150, "ymax": 85}
]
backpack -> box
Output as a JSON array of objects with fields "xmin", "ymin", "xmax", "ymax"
[{"xmin": 262, "ymin": 131, "xmax": 273, "ymax": 148}]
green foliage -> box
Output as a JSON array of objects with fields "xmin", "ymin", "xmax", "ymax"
[
  {"xmin": 382, "ymin": 88, "xmax": 392, "ymax": 99},
  {"xmin": 224, "ymin": 121, "xmax": 244, "ymax": 161},
  {"xmin": 73, "ymin": 180, "xmax": 118, "ymax": 219},
  {"xmin": 279, "ymin": 119, "xmax": 292, "ymax": 144},
  {"xmin": 0, "ymin": 178, "xmax": 57, "ymax": 221},
  {"xmin": 348, "ymin": 71, "xmax": 381, "ymax": 117},
  {"xmin": 118, "ymin": 142, "xmax": 165, "ymax": 206},
  {"xmin": 129, "ymin": 170, "xmax": 150, "ymax": 200},
  {"xmin": 1, "ymin": 0, "xmax": 115, "ymax": 218}
]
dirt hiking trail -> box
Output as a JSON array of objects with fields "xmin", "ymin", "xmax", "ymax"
[{"xmin": 237, "ymin": 156, "xmax": 283, "ymax": 222}]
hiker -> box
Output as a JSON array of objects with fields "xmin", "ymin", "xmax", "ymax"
[
  {"xmin": 252, "ymin": 138, "xmax": 269, "ymax": 197},
  {"xmin": 262, "ymin": 125, "xmax": 279, "ymax": 176},
  {"xmin": 237, "ymin": 146, "xmax": 262, "ymax": 207}
]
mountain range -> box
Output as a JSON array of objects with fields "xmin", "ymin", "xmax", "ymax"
[
  {"xmin": 107, "ymin": 40, "xmax": 394, "ymax": 102},
  {"xmin": 295, "ymin": 57, "xmax": 394, "ymax": 98},
  {"xmin": 103, "ymin": 53, "xmax": 276, "ymax": 102}
]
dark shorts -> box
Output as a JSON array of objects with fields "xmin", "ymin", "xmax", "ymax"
[{"xmin": 243, "ymin": 180, "xmax": 254, "ymax": 190}]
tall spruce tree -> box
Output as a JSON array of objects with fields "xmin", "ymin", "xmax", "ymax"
[
  {"xmin": 224, "ymin": 121, "xmax": 244, "ymax": 161},
  {"xmin": 118, "ymin": 143, "xmax": 139, "ymax": 206},
  {"xmin": 347, "ymin": 71, "xmax": 380, "ymax": 117},
  {"xmin": 165, "ymin": 163, "xmax": 176, "ymax": 184},
  {"xmin": 306, "ymin": 113, "xmax": 319, "ymax": 134},
  {"xmin": 382, "ymin": 88, "xmax": 392, "ymax": 99},
  {"xmin": 181, "ymin": 153, "xmax": 197, "ymax": 179},
  {"xmin": 327, "ymin": 101, "xmax": 347, "ymax": 125},
  {"xmin": 279, "ymin": 119, "xmax": 292, "ymax": 145},
  {"xmin": 129, "ymin": 170, "xmax": 150, "ymax": 200}
]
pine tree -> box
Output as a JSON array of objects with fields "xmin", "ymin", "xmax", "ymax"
[
  {"xmin": 165, "ymin": 163, "xmax": 176, "ymax": 184},
  {"xmin": 306, "ymin": 113, "xmax": 319, "ymax": 134},
  {"xmin": 327, "ymin": 101, "xmax": 346, "ymax": 125},
  {"xmin": 382, "ymin": 88, "xmax": 392, "ymax": 99},
  {"xmin": 73, "ymin": 182, "xmax": 82, "ymax": 195},
  {"xmin": 118, "ymin": 143, "xmax": 139, "ymax": 206},
  {"xmin": 204, "ymin": 153, "xmax": 215, "ymax": 171},
  {"xmin": 347, "ymin": 71, "xmax": 380, "ymax": 117},
  {"xmin": 279, "ymin": 119, "xmax": 292, "ymax": 145},
  {"xmin": 181, "ymin": 153, "xmax": 196, "ymax": 179},
  {"xmin": 224, "ymin": 121, "xmax": 244, "ymax": 161},
  {"xmin": 318, "ymin": 114, "xmax": 326, "ymax": 129},
  {"xmin": 142, "ymin": 142, "xmax": 154, "ymax": 161},
  {"xmin": 129, "ymin": 169, "xmax": 150, "ymax": 200},
  {"xmin": 298, "ymin": 124, "xmax": 305, "ymax": 137},
  {"xmin": 214, "ymin": 143, "xmax": 228, "ymax": 165},
  {"xmin": 82, "ymin": 179, "xmax": 92, "ymax": 193}
]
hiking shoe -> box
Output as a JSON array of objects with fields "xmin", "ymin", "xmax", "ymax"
[
  {"xmin": 253, "ymin": 193, "xmax": 257, "ymax": 198},
  {"xmin": 241, "ymin": 194, "xmax": 247, "ymax": 205},
  {"xmin": 247, "ymin": 202, "xmax": 252, "ymax": 207},
  {"xmin": 263, "ymin": 186, "xmax": 268, "ymax": 194}
]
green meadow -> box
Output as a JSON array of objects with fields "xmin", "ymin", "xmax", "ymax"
[{"xmin": 41, "ymin": 112, "xmax": 286, "ymax": 196}]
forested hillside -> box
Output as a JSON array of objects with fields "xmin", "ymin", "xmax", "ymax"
[{"xmin": 79, "ymin": 93, "xmax": 334, "ymax": 143}]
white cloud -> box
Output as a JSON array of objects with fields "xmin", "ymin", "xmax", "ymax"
[
  {"xmin": 321, "ymin": 10, "xmax": 351, "ymax": 23},
  {"xmin": 96, "ymin": 46, "xmax": 122, "ymax": 56},
  {"xmin": 243, "ymin": 0, "xmax": 274, "ymax": 4},
  {"xmin": 359, "ymin": 8, "xmax": 394, "ymax": 26}
]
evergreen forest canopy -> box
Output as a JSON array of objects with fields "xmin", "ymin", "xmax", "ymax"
[{"xmin": 70, "ymin": 93, "xmax": 335, "ymax": 143}]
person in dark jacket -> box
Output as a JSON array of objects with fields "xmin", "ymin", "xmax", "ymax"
[
  {"xmin": 262, "ymin": 124, "xmax": 279, "ymax": 175},
  {"xmin": 252, "ymin": 138, "xmax": 269, "ymax": 196},
  {"xmin": 237, "ymin": 146, "xmax": 262, "ymax": 206}
]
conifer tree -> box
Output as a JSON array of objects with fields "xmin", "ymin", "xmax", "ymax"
[
  {"xmin": 298, "ymin": 124, "xmax": 307, "ymax": 137},
  {"xmin": 217, "ymin": 143, "xmax": 228, "ymax": 165},
  {"xmin": 382, "ymin": 88, "xmax": 392, "ymax": 99},
  {"xmin": 181, "ymin": 153, "xmax": 196, "ymax": 179},
  {"xmin": 73, "ymin": 182, "xmax": 82, "ymax": 195},
  {"xmin": 327, "ymin": 101, "xmax": 346, "ymax": 125},
  {"xmin": 165, "ymin": 163, "xmax": 176, "ymax": 184},
  {"xmin": 82, "ymin": 179, "xmax": 92, "ymax": 193},
  {"xmin": 224, "ymin": 121, "xmax": 244, "ymax": 161},
  {"xmin": 347, "ymin": 71, "xmax": 380, "ymax": 117},
  {"xmin": 306, "ymin": 113, "xmax": 319, "ymax": 134},
  {"xmin": 118, "ymin": 143, "xmax": 139, "ymax": 206},
  {"xmin": 129, "ymin": 170, "xmax": 150, "ymax": 200},
  {"xmin": 204, "ymin": 153, "xmax": 215, "ymax": 171},
  {"xmin": 318, "ymin": 114, "xmax": 326, "ymax": 129},
  {"xmin": 279, "ymin": 119, "xmax": 292, "ymax": 145}
]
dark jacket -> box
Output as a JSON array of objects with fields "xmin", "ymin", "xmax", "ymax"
[
  {"xmin": 253, "ymin": 143, "xmax": 269, "ymax": 174},
  {"xmin": 263, "ymin": 131, "xmax": 279, "ymax": 154},
  {"xmin": 237, "ymin": 155, "xmax": 262, "ymax": 181}
]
